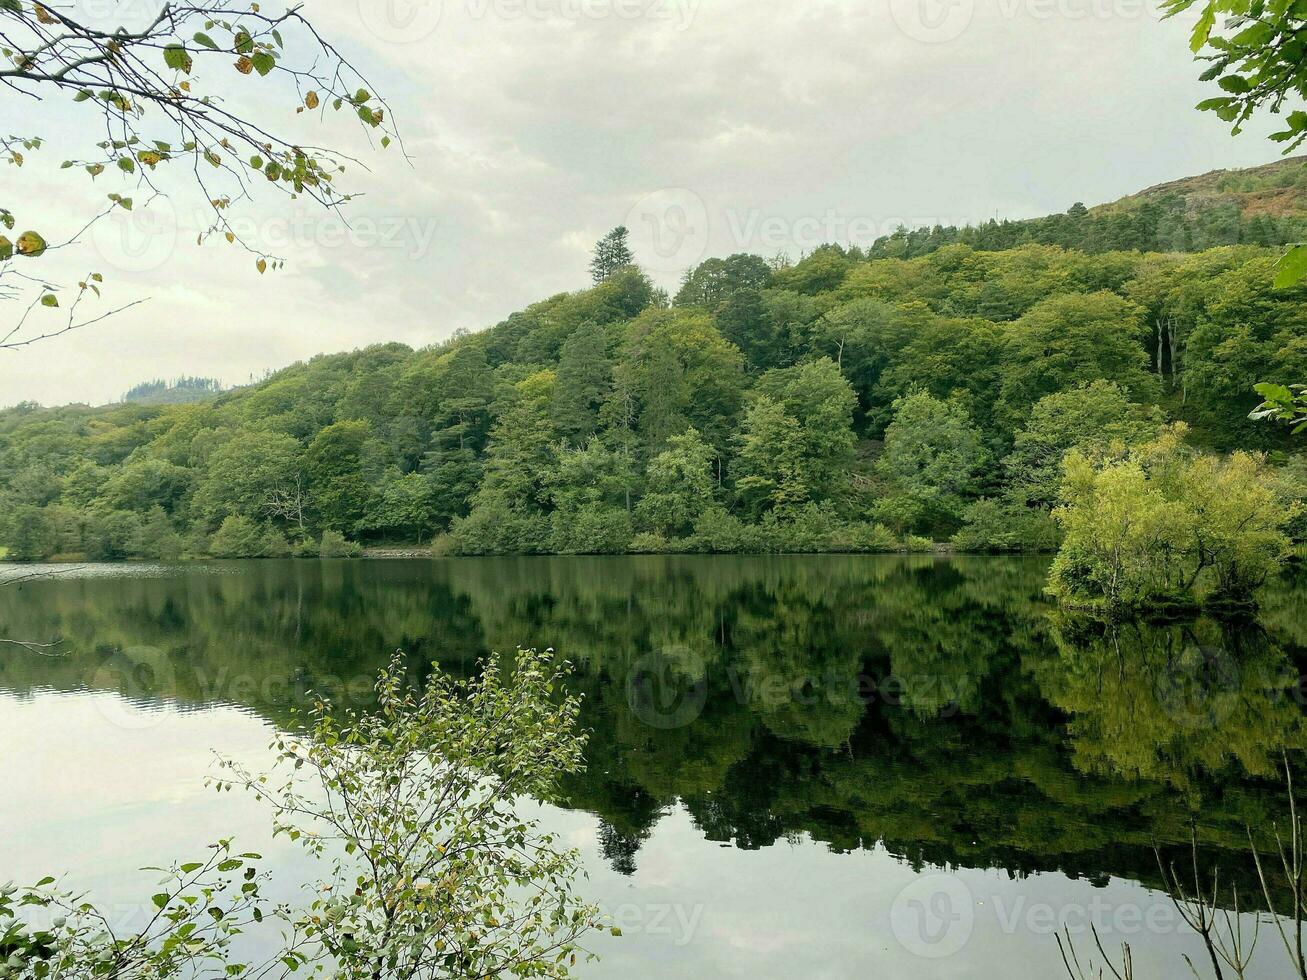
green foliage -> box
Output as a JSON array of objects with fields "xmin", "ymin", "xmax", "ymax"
[
  {"xmin": 122, "ymin": 377, "xmax": 224, "ymax": 405},
  {"xmin": 1, "ymin": 504, "xmax": 56, "ymax": 560},
  {"xmin": 877, "ymin": 389, "xmax": 986, "ymax": 534},
  {"xmin": 304, "ymin": 420, "xmax": 380, "ymax": 534},
  {"xmin": 734, "ymin": 358, "xmax": 857, "ymax": 518},
  {"xmin": 865, "ymin": 158, "xmax": 1307, "ymax": 261},
  {"xmin": 1005, "ymin": 380, "xmax": 1165, "ymax": 508},
  {"xmin": 130, "ymin": 506, "xmax": 185, "ymax": 560},
  {"xmin": 0, "ymin": 841, "xmax": 273, "ymax": 980},
  {"xmin": 551, "ymin": 322, "xmax": 612, "ymax": 441},
  {"xmin": 952, "ymin": 498, "xmax": 1060, "ymax": 553},
  {"xmin": 998, "ymin": 291, "xmax": 1158, "ymax": 422},
  {"xmin": 1252, "ymin": 381, "xmax": 1307, "ymax": 433},
  {"xmin": 360, "ymin": 470, "xmax": 438, "ymax": 541},
  {"xmin": 1047, "ymin": 426, "xmax": 1295, "ymax": 610},
  {"xmin": 82, "ymin": 508, "xmax": 141, "ymax": 561},
  {"xmin": 208, "ymin": 515, "xmax": 288, "ymax": 558},
  {"xmin": 634, "ymin": 427, "xmax": 718, "ymax": 537},
  {"xmin": 214, "ymin": 650, "xmax": 603, "ymax": 978},
  {"xmin": 7, "ymin": 652, "xmax": 603, "ymax": 980},
  {"xmin": 590, "ymin": 226, "xmax": 634, "ymax": 284},
  {"xmin": 674, "ymin": 253, "xmax": 773, "ymax": 310},
  {"xmin": 317, "ymin": 529, "xmax": 361, "ymax": 558},
  {"xmin": 4, "ymin": 198, "xmax": 1307, "ymax": 558},
  {"xmin": 193, "ymin": 429, "xmax": 301, "ymax": 529}
]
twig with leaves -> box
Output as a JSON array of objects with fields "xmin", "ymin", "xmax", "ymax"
[{"xmin": 0, "ymin": 0, "xmax": 403, "ymax": 344}]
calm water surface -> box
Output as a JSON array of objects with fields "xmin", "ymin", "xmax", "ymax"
[{"xmin": 2, "ymin": 556, "xmax": 1305, "ymax": 978}]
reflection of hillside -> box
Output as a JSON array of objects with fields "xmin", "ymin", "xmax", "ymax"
[{"xmin": 2, "ymin": 556, "xmax": 1304, "ymax": 900}]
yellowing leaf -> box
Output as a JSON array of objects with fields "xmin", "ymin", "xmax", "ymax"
[
  {"xmin": 15, "ymin": 230, "xmax": 47, "ymax": 257},
  {"xmin": 305, "ymin": 90, "xmax": 320, "ymax": 110}
]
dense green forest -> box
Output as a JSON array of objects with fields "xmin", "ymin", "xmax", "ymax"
[{"xmin": 3, "ymin": 163, "xmax": 1307, "ymax": 561}]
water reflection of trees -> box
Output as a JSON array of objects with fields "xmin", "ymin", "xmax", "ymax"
[{"xmin": 1, "ymin": 555, "xmax": 1304, "ymax": 895}]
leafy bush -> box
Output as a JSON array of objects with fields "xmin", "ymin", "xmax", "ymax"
[
  {"xmin": 629, "ymin": 532, "xmax": 678, "ymax": 553},
  {"xmin": 451, "ymin": 507, "xmax": 550, "ymax": 555},
  {"xmin": 128, "ymin": 506, "xmax": 185, "ymax": 560},
  {"xmin": 318, "ymin": 529, "xmax": 360, "ymax": 557},
  {"xmin": 13, "ymin": 652, "xmax": 604, "ymax": 980},
  {"xmin": 690, "ymin": 506, "xmax": 749, "ymax": 553},
  {"xmin": 829, "ymin": 521, "xmax": 899, "ymax": 552},
  {"xmin": 208, "ymin": 515, "xmax": 288, "ymax": 558},
  {"xmin": 953, "ymin": 499, "xmax": 1060, "ymax": 553},
  {"xmin": 550, "ymin": 503, "xmax": 632, "ymax": 554},
  {"xmin": 82, "ymin": 508, "xmax": 142, "ymax": 561},
  {"xmin": 1, "ymin": 504, "xmax": 57, "ymax": 561},
  {"xmin": 1047, "ymin": 427, "xmax": 1295, "ymax": 610}
]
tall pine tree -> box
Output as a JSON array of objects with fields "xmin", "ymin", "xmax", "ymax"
[{"xmin": 590, "ymin": 226, "xmax": 634, "ymax": 284}]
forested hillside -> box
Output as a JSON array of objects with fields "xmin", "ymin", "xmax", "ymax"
[
  {"xmin": 867, "ymin": 155, "xmax": 1307, "ymax": 259},
  {"xmin": 3, "ymin": 171, "xmax": 1307, "ymax": 560},
  {"xmin": 122, "ymin": 377, "xmax": 226, "ymax": 406}
]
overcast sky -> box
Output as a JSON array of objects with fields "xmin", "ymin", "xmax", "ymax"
[{"xmin": 0, "ymin": 0, "xmax": 1292, "ymax": 407}]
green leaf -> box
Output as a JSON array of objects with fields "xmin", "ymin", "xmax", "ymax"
[
  {"xmin": 1190, "ymin": 3, "xmax": 1215, "ymax": 51},
  {"xmin": 1254, "ymin": 382, "xmax": 1293, "ymax": 402},
  {"xmin": 1275, "ymin": 245, "xmax": 1307, "ymax": 288},
  {"xmin": 152, "ymin": 893, "xmax": 169, "ymax": 909},
  {"xmin": 194, "ymin": 32, "xmax": 218, "ymax": 49},
  {"xmin": 117, "ymin": 157, "xmax": 135, "ymax": 174},
  {"xmin": 164, "ymin": 45, "xmax": 193, "ymax": 73},
  {"xmin": 235, "ymin": 31, "xmax": 254, "ymax": 54},
  {"xmin": 250, "ymin": 52, "xmax": 275, "ymax": 77}
]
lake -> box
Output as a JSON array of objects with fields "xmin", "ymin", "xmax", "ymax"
[{"xmin": 2, "ymin": 555, "xmax": 1305, "ymax": 978}]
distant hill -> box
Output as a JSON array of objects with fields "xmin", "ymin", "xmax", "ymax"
[
  {"xmin": 122, "ymin": 376, "xmax": 225, "ymax": 406},
  {"xmin": 1097, "ymin": 155, "xmax": 1307, "ymax": 220},
  {"xmin": 867, "ymin": 155, "xmax": 1307, "ymax": 260}
]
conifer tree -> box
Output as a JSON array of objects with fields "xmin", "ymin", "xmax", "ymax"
[{"xmin": 590, "ymin": 227, "xmax": 634, "ymax": 284}]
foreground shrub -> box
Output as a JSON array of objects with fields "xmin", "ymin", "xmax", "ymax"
[{"xmin": 6, "ymin": 651, "xmax": 605, "ymax": 980}]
